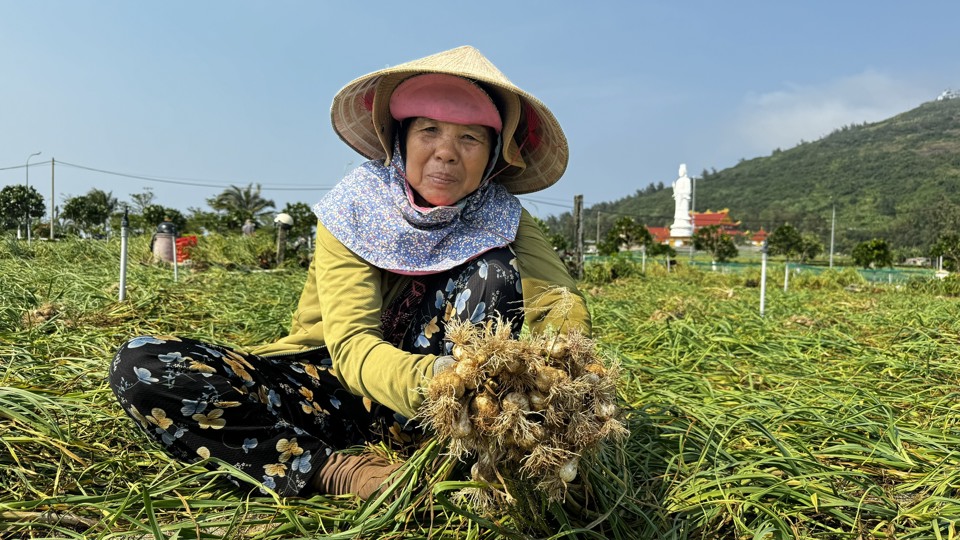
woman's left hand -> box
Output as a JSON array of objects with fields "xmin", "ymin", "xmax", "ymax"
[{"xmin": 433, "ymin": 355, "xmax": 456, "ymax": 374}]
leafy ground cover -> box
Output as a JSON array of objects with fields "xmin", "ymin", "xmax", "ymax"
[{"xmin": 2, "ymin": 238, "xmax": 959, "ymax": 539}]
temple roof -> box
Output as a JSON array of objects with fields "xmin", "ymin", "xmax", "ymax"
[{"xmin": 691, "ymin": 209, "xmax": 740, "ymax": 227}]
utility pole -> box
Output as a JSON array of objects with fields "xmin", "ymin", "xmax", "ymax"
[
  {"xmin": 573, "ymin": 195, "xmax": 584, "ymax": 279},
  {"xmin": 760, "ymin": 240, "xmax": 768, "ymax": 316},
  {"xmin": 50, "ymin": 158, "xmax": 56, "ymax": 240},
  {"xmin": 829, "ymin": 204, "xmax": 836, "ymax": 268},
  {"xmin": 25, "ymin": 151, "xmax": 41, "ymax": 243},
  {"xmin": 689, "ymin": 174, "xmax": 697, "ymax": 261},
  {"xmin": 691, "ymin": 174, "xmax": 696, "ymax": 221},
  {"xmin": 595, "ymin": 210, "xmax": 600, "ymax": 246}
]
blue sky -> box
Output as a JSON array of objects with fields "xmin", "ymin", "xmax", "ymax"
[{"xmin": 2, "ymin": 1, "xmax": 958, "ymax": 222}]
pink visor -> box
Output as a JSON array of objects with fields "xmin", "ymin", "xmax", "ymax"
[{"xmin": 389, "ymin": 74, "xmax": 502, "ymax": 133}]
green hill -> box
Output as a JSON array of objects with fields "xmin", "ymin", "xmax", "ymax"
[{"xmin": 547, "ymin": 96, "xmax": 960, "ymax": 257}]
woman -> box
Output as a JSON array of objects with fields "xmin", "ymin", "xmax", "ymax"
[{"xmin": 109, "ymin": 45, "xmax": 590, "ymax": 500}]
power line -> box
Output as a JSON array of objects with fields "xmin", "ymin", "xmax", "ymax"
[
  {"xmin": 517, "ymin": 196, "xmax": 574, "ymax": 210},
  {"xmin": 523, "ymin": 194, "xmax": 576, "ymax": 204},
  {"xmin": 56, "ymin": 161, "xmax": 241, "ymax": 188},
  {"xmin": 2, "ymin": 159, "xmax": 333, "ymax": 191},
  {"xmin": 53, "ymin": 161, "xmax": 335, "ymax": 191},
  {"xmin": 0, "ymin": 160, "xmax": 52, "ymax": 172}
]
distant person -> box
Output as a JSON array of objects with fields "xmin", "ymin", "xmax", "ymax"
[
  {"xmin": 109, "ymin": 46, "xmax": 589, "ymax": 500},
  {"xmin": 242, "ymin": 219, "xmax": 256, "ymax": 236}
]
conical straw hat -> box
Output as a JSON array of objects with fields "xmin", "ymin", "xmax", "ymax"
[{"xmin": 330, "ymin": 46, "xmax": 568, "ymax": 195}]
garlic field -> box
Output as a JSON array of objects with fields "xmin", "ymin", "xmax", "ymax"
[{"xmin": 2, "ymin": 237, "xmax": 959, "ymax": 539}]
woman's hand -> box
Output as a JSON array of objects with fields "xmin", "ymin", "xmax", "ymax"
[{"xmin": 433, "ymin": 355, "xmax": 456, "ymax": 375}]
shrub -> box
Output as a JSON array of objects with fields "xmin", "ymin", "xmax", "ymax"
[
  {"xmin": 904, "ymin": 272, "xmax": 960, "ymax": 296},
  {"xmin": 583, "ymin": 255, "xmax": 643, "ymax": 284}
]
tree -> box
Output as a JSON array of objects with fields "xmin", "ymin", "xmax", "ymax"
[
  {"xmin": 598, "ymin": 216, "xmax": 652, "ymax": 256},
  {"xmin": 142, "ymin": 204, "xmax": 187, "ymax": 234},
  {"xmin": 648, "ymin": 241, "xmax": 676, "ymax": 259},
  {"xmin": 797, "ymin": 233, "xmax": 825, "ymax": 263},
  {"xmin": 280, "ymin": 202, "xmax": 318, "ymax": 241},
  {"xmin": 930, "ymin": 232, "xmax": 960, "ymax": 271},
  {"xmin": 60, "ymin": 189, "xmax": 117, "ymax": 235},
  {"xmin": 532, "ymin": 215, "xmax": 570, "ymax": 253},
  {"xmin": 129, "ymin": 188, "xmax": 156, "ymax": 214},
  {"xmin": 0, "ymin": 185, "xmax": 45, "ymax": 234},
  {"xmin": 186, "ymin": 207, "xmax": 228, "ymax": 234},
  {"xmin": 766, "ymin": 224, "xmax": 804, "ymax": 261},
  {"xmin": 207, "ymin": 183, "xmax": 275, "ymax": 229},
  {"xmin": 851, "ymin": 238, "xmax": 893, "ymax": 269},
  {"xmin": 87, "ymin": 189, "xmax": 118, "ymax": 230},
  {"xmin": 692, "ymin": 225, "xmax": 738, "ymax": 263}
]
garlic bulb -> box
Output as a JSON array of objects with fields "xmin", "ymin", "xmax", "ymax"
[
  {"xmin": 534, "ymin": 366, "xmax": 569, "ymax": 393},
  {"xmin": 559, "ymin": 458, "xmax": 579, "ymax": 483},
  {"xmin": 527, "ymin": 389, "xmax": 549, "ymax": 411},
  {"xmin": 452, "ymin": 407, "xmax": 472, "ymax": 438},
  {"xmin": 596, "ymin": 400, "xmax": 618, "ymax": 419},
  {"xmin": 429, "ymin": 370, "xmax": 465, "ymax": 400},
  {"xmin": 470, "ymin": 392, "xmax": 501, "ymax": 429},
  {"xmin": 583, "ymin": 363, "xmax": 607, "ymax": 376},
  {"xmin": 502, "ymin": 391, "xmax": 531, "ymax": 412}
]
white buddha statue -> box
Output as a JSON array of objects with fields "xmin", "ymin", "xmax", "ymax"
[{"xmin": 670, "ymin": 163, "xmax": 693, "ymax": 238}]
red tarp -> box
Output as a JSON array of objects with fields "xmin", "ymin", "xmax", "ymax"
[{"xmin": 175, "ymin": 235, "xmax": 198, "ymax": 262}]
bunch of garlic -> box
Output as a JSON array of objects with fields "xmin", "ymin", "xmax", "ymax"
[{"xmin": 419, "ymin": 319, "xmax": 628, "ymax": 505}]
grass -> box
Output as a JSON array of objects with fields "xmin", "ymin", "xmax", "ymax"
[
  {"xmin": 2, "ymin": 237, "xmax": 960, "ymax": 538},
  {"xmin": 589, "ymin": 263, "xmax": 960, "ymax": 538}
]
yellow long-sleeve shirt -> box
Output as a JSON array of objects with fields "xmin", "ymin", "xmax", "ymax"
[{"xmin": 251, "ymin": 208, "xmax": 590, "ymax": 418}]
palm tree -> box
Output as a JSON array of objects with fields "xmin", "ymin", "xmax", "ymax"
[
  {"xmin": 87, "ymin": 189, "xmax": 118, "ymax": 231},
  {"xmin": 60, "ymin": 188, "xmax": 117, "ymax": 236},
  {"xmin": 207, "ymin": 183, "xmax": 275, "ymax": 230}
]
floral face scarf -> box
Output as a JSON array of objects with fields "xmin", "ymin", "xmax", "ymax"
[{"xmin": 313, "ymin": 136, "xmax": 522, "ymax": 275}]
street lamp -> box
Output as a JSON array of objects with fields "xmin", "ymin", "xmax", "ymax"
[{"xmin": 25, "ymin": 151, "xmax": 41, "ymax": 243}]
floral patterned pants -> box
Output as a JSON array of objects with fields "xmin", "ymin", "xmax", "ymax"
[{"xmin": 109, "ymin": 247, "xmax": 522, "ymax": 496}]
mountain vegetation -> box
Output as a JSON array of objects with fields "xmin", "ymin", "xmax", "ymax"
[{"xmin": 546, "ymin": 96, "xmax": 960, "ymax": 259}]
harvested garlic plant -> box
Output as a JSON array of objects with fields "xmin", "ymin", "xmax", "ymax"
[{"xmin": 418, "ymin": 318, "xmax": 628, "ymax": 507}]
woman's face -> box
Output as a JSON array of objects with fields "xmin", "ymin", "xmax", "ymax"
[{"xmin": 403, "ymin": 117, "xmax": 493, "ymax": 207}]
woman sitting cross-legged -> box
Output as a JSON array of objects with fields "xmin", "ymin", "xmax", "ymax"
[{"xmin": 109, "ymin": 45, "xmax": 590, "ymax": 499}]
